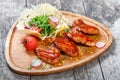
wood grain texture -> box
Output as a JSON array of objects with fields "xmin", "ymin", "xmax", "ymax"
[
  {"xmin": 5, "ymin": 11, "xmax": 112, "ymax": 76},
  {"xmin": 27, "ymin": 1, "xmax": 75, "ymax": 79},
  {"xmin": 60, "ymin": 0, "xmax": 85, "ymax": 15},
  {"xmin": 0, "ymin": 18, "xmax": 30, "ymax": 80},
  {"xmin": 60, "ymin": 0, "xmax": 104, "ymax": 80},
  {"xmin": 27, "ymin": 0, "xmax": 105, "ymax": 80},
  {"xmin": 0, "ymin": 0, "xmax": 30, "ymax": 80},
  {"xmin": 73, "ymin": 59, "xmax": 103, "ymax": 80},
  {"xmin": 27, "ymin": 0, "xmax": 61, "ymax": 9},
  {"xmin": 83, "ymin": 0, "xmax": 120, "ymax": 80},
  {"xmin": 0, "ymin": 0, "xmax": 119, "ymax": 80},
  {"xmin": 0, "ymin": 0, "xmax": 26, "ymax": 19}
]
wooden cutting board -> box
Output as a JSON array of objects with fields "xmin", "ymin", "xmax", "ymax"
[{"xmin": 5, "ymin": 11, "xmax": 112, "ymax": 75}]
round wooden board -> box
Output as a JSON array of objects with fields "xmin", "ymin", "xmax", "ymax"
[{"xmin": 5, "ymin": 11, "xmax": 112, "ymax": 75}]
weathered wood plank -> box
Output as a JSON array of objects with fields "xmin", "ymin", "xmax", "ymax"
[
  {"xmin": 0, "ymin": 18, "xmax": 30, "ymax": 80},
  {"xmin": 27, "ymin": 0, "xmax": 104, "ymax": 80},
  {"xmin": 31, "ymin": 70, "xmax": 75, "ymax": 80},
  {"xmin": 27, "ymin": 0, "xmax": 74, "ymax": 80},
  {"xmin": 0, "ymin": 0, "xmax": 118, "ymax": 80},
  {"xmin": 83, "ymin": 0, "xmax": 120, "ymax": 80},
  {"xmin": 0, "ymin": 0, "xmax": 26, "ymax": 19},
  {"xmin": 67, "ymin": 0, "xmax": 104, "ymax": 80},
  {"xmin": 0, "ymin": 0, "xmax": 30, "ymax": 80},
  {"xmin": 83, "ymin": 0, "xmax": 120, "ymax": 28},
  {"xmin": 27, "ymin": 0, "xmax": 61, "ymax": 9},
  {"xmin": 60, "ymin": 0, "xmax": 85, "ymax": 15},
  {"xmin": 73, "ymin": 59, "xmax": 104, "ymax": 80}
]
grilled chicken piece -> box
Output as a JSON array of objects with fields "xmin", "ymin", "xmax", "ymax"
[
  {"xmin": 77, "ymin": 24, "xmax": 99, "ymax": 35},
  {"xmin": 73, "ymin": 19, "xmax": 84, "ymax": 26},
  {"xmin": 55, "ymin": 37, "xmax": 79, "ymax": 57},
  {"xmin": 36, "ymin": 45, "xmax": 61, "ymax": 64},
  {"xmin": 73, "ymin": 19, "xmax": 99, "ymax": 35},
  {"xmin": 67, "ymin": 29, "xmax": 95, "ymax": 46}
]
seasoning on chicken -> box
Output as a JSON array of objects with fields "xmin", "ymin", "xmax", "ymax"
[
  {"xmin": 35, "ymin": 45, "xmax": 61, "ymax": 64},
  {"xmin": 55, "ymin": 37, "xmax": 79, "ymax": 57},
  {"xmin": 73, "ymin": 19, "xmax": 99, "ymax": 35},
  {"xmin": 67, "ymin": 29, "xmax": 95, "ymax": 46},
  {"xmin": 73, "ymin": 19, "xmax": 84, "ymax": 26}
]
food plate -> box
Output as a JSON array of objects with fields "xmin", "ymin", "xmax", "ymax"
[{"xmin": 5, "ymin": 11, "xmax": 112, "ymax": 75}]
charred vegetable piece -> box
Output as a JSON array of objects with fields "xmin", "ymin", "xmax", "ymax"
[
  {"xmin": 55, "ymin": 38, "xmax": 79, "ymax": 57},
  {"xmin": 22, "ymin": 36, "xmax": 38, "ymax": 51}
]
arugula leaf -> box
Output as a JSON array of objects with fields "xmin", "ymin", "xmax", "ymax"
[
  {"xmin": 28, "ymin": 15, "xmax": 55, "ymax": 37},
  {"xmin": 64, "ymin": 27, "xmax": 70, "ymax": 32}
]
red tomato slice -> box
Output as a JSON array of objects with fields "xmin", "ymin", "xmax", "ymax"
[{"xmin": 30, "ymin": 27, "xmax": 42, "ymax": 33}]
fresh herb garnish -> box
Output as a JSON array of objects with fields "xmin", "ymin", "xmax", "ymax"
[
  {"xmin": 27, "ymin": 66, "xmax": 32, "ymax": 70},
  {"xmin": 64, "ymin": 27, "xmax": 70, "ymax": 32},
  {"xmin": 36, "ymin": 56, "xmax": 39, "ymax": 59},
  {"xmin": 85, "ymin": 48, "xmax": 90, "ymax": 53},
  {"xmin": 41, "ymin": 63, "xmax": 47, "ymax": 70},
  {"xmin": 49, "ymin": 65, "xmax": 53, "ymax": 69},
  {"xmin": 28, "ymin": 15, "xmax": 55, "ymax": 37}
]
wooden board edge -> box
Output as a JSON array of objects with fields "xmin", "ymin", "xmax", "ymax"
[{"xmin": 4, "ymin": 11, "xmax": 113, "ymax": 75}]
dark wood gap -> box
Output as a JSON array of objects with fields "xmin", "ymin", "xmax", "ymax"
[
  {"xmin": 81, "ymin": 0, "xmax": 105, "ymax": 80},
  {"xmin": 73, "ymin": 69, "xmax": 77, "ymax": 80},
  {"xmin": 72, "ymin": 0, "xmax": 86, "ymax": 80},
  {"xmin": 98, "ymin": 57, "xmax": 105, "ymax": 80},
  {"xmin": 25, "ymin": 0, "xmax": 28, "ymax": 7},
  {"xmin": 81, "ymin": 0, "xmax": 87, "ymax": 16},
  {"xmin": 25, "ymin": 0, "xmax": 31, "ymax": 79}
]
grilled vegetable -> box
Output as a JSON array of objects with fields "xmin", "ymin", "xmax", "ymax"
[{"xmin": 22, "ymin": 36, "xmax": 38, "ymax": 51}]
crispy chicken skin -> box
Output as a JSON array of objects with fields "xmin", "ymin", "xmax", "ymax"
[
  {"xmin": 55, "ymin": 37, "xmax": 79, "ymax": 57},
  {"xmin": 73, "ymin": 19, "xmax": 84, "ymax": 26},
  {"xmin": 73, "ymin": 19, "xmax": 99, "ymax": 34},
  {"xmin": 36, "ymin": 45, "xmax": 61, "ymax": 64},
  {"xmin": 67, "ymin": 29, "xmax": 95, "ymax": 46}
]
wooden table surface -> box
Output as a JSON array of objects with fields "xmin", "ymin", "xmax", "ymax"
[{"xmin": 0, "ymin": 0, "xmax": 120, "ymax": 80}]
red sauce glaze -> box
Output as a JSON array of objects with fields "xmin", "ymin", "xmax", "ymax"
[
  {"xmin": 36, "ymin": 45, "xmax": 61, "ymax": 64},
  {"xmin": 73, "ymin": 19, "xmax": 99, "ymax": 35},
  {"xmin": 55, "ymin": 38, "xmax": 79, "ymax": 57},
  {"xmin": 67, "ymin": 30, "xmax": 95, "ymax": 46}
]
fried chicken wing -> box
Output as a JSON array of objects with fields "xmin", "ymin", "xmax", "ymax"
[
  {"xmin": 73, "ymin": 19, "xmax": 99, "ymax": 34},
  {"xmin": 67, "ymin": 29, "xmax": 95, "ymax": 46},
  {"xmin": 55, "ymin": 37, "xmax": 78, "ymax": 57},
  {"xmin": 36, "ymin": 45, "xmax": 61, "ymax": 64}
]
